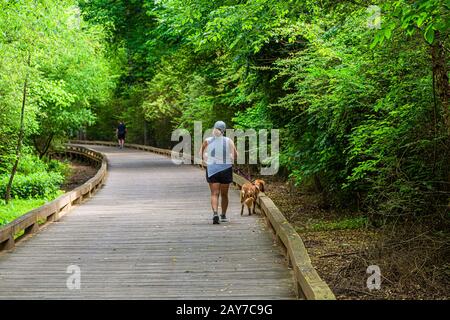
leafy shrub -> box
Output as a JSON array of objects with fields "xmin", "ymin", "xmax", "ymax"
[
  {"xmin": 46, "ymin": 158, "xmax": 71, "ymax": 178},
  {"xmin": 0, "ymin": 172, "xmax": 64, "ymax": 199},
  {"xmin": 0, "ymin": 198, "xmax": 47, "ymax": 226},
  {"xmin": 11, "ymin": 154, "xmax": 48, "ymax": 176}
]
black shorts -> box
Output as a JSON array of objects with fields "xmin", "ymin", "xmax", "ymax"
[
  {"xmin": 206, "ymin": 167, "xmax": 233, "ymax": 184},
  {"xmin": 118, "ymin": 133, "xmax": 126, "ymax": 140}
]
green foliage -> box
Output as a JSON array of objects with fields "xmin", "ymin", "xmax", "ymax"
[
  {"xmin": 0, "ymin": 191, "xmax": 64, "ymax": 226},
  {"xmin": 79, "ymin": 0, "xmax": 449, "ymax": 223},
  {"xmin": 3, "ymin": 148, "xmax": 71, "ymax": 177},
  {"xmin": 79, "ymin": 0, "xmax": 160, "ymax": 144},
  {"xmin": 46, "ymin": 158, "xmax": 72, "ymax": 179},
  {"xmin": 0, "ymin": 198, "xmax": 47, "ymax": 226},
  {"xmin": 0, "ymin": 172, "xmax": 64, "ymax": 199},
  {"xmin": 0, "ymin": 153, "xmax": 68, "ymax": 200},
  {"xmin": 0, "ymin": 0, "xmax": 116, "ymax": 166},
  {"xmin": 15, "ymin": 154, "xmax": 49, "ymax": 176},
  {"xmin": 372, "ymin": 0, "xmax": 449, "ymax": 47}
]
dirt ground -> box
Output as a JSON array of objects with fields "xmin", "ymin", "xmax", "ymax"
[
  {"xmin": 60, "ymin": 159, "xmax": 98, "ymax": 192},
  {"xmin": 262, "ymin": 178, "xmax": 449, "ymax": 300}
]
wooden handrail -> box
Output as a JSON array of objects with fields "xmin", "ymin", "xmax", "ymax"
[
  {"xmin": 0, "ymin": 145, "xmax": 108, "ymax": 252},
  {"xmin": 68, "ymin": 140, "xmax": 335, "ymax": 300}
]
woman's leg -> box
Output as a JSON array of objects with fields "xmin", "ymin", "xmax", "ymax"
[
  {"xmin": 209, "ymin": 183, "xmax": 221, "ymax": 213},
  {"xmin": 220, "ymin": 184, "xmax": 230, "ymax": 215}
]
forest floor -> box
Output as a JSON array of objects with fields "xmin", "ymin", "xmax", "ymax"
[
  {"xmin": 60, "ymin": 159, "xmax": 98, "ymax": 192},
  {"xmin": 263, "ymin": 178, "xmax": 450, "ymax": 300}
]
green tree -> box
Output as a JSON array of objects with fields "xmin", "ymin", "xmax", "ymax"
[{"xmin": 0, "ymin": 0, "xmax": 116, "ymax": 201}]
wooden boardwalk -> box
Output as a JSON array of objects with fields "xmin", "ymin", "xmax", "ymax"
[{"xmin": 0, "ymin": 145, "xmax": 295, "ymax": 299}]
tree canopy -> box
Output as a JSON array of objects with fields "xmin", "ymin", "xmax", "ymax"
[{"xmin": 79, "ymin": 0, "xmax": 449, "ymax": 220}]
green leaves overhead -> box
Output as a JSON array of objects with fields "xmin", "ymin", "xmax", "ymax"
[{"xmin": 371, "ymin": 0, "xmax": 449, "ymax": 47}]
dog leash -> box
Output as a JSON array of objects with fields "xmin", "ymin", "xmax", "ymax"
[{"xmin": 234, "ymin": 167, "xmax": 252, "ymax": 182}]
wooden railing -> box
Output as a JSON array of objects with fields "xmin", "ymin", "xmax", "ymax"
[
  {"xmin": 0, "ymin": 145, "xmax": 107, "ymax": 252},
  {"xmin": 70, "ymin": 140, "xmax": 174, "ymax": 156},
  {"xmin": 69, "ymin": 140, "xmax": 336, "ymax": 300}
]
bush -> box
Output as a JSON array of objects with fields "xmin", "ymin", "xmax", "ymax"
[
  {"xmin": 46, "ymin": 158, "xmax": 71, "ymax": 178},
  {"xmin": 0, "ymin": 198, "xmax": 47, "ymax": 226},
  {"xmin": 16, "ymin": 154, "xmax": 48, "ymax": 175},
  {"xmin": 0, "ymin": 153, "xmax": 70, "ymax": 200},
  {"xmin": 0, "ymin": 172, "xmax": 64, "ymax": 199}
]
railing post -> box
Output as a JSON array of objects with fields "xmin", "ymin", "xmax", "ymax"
[
  {"xmin": 294, "ymin": 280, "xmax": 306, "ymax": 299},
  {"xmin": 75, "ymin": 195, "xmax": 83, "ymax": 204},
  {"xmin": 47, "ymin": 211, "xmax": 59, "ymax": 222},
  {"xmin": 0, "ymin": 236, "xmax": 14, "ymax": 251},
  {"xmin": 24, "ymin": 222, "xmax": 39, "ymax": 236}
]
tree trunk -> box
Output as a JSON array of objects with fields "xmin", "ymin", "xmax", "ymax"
[
  {"xmin": 5, "ymin": 53, "xmax": 31, "ymax": 203},
  {"xmin": 430, "ymin": 31, "xmax": 450, "ymax": 195},
  {"xmin": 38, "ymin": 133, "xmax": 54, "ymax": 159},
  {"xmin": 144, "ymin": 120, "xmax": 148, "ymax": 145},
  {"xmin": 431, "ymin": 31, "xmax": 449, "ymax": 134},
  {"xmin": 314, "ymin": 174, "xmax": 323, "ymax": 193}
]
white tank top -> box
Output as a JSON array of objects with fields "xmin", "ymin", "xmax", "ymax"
[{"xmin": 205, "ymin": 136, "xmax": 232, "ymax": 177}]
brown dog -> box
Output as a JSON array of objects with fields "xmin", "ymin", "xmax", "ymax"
[
  {"xmin": 240, "ymin": 179, "xmax": 266, "ymax": 216},
  {"xmin": 254, "ymin": 179, "xmax": 265, "ymax": 193}
]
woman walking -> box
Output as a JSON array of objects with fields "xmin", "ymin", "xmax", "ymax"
[{"xmin": 200, "ymin": 121, "xmax": 238, "ymax": 224}]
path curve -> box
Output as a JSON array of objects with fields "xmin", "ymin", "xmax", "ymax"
[{"xmin": 0, "ymin": 145, "xmax": 295, "ymax": 299}]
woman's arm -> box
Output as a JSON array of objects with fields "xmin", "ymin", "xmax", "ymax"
[
  {"xmin": 229, "ymin": 139, "xmax": 238, "ymax": 163},
  {"xmin": 199, "ymin": 140, "xmax": 208, "ymax": 167}
]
